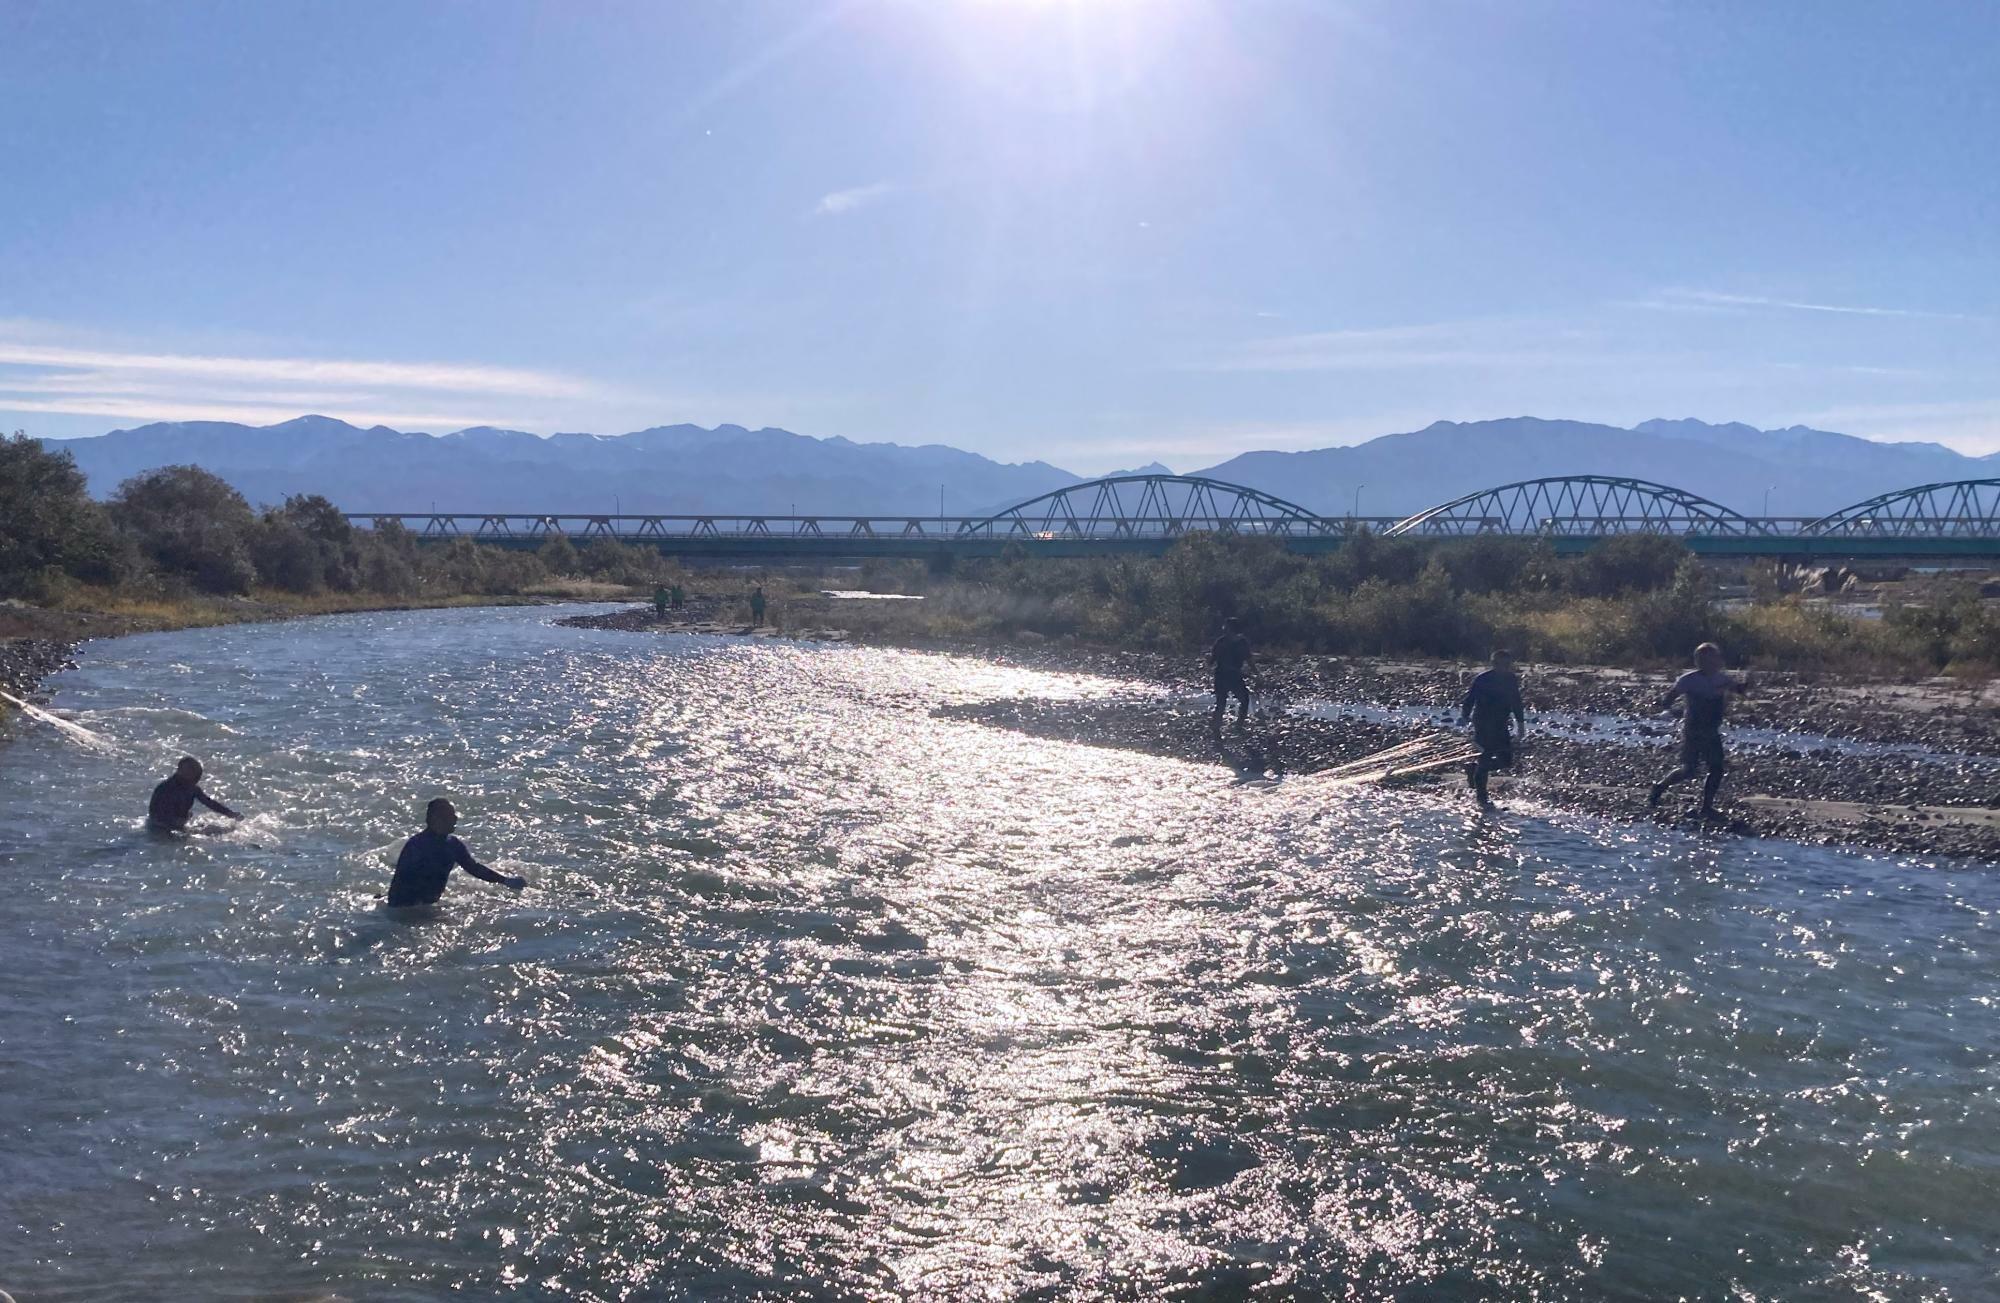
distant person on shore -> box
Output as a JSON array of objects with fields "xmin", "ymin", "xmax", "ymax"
[
  {"xmin": 147, "ymin": 756, "xmax": 241, "ymax": 832},
  {"xmin": 385, "ymin": 798, "xmax": 525, "ymax": 908},
  {"xmin": 1460, "ymin": 649, "xmax": 1526, "ymax": 804},
  {"xmin": 750, "ymin": 585, "xmax": 767, "ymax": 625},
  {"xmin": 1210, "ymin": 616, "xmax": 1252, "ymax": 740},
  {"xmin": 654, "ymin": 585, "xmax": 670, "ymax": 618},
  {"xmin": 1649, "ymin": 641, "xmax": 1751, "ymax": 817},
  {"xmin": 670, "ymin": 583, "xmax": 685, "ymax": 609}
]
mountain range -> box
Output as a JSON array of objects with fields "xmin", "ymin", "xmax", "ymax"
[{"xmin": 49, "ymin": 414, "xmax": 1996, "ymax": 520}]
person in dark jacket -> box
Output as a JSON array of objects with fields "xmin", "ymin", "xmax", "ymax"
[
  {"xmin": 385, "ymin": 798, "xmax": 525, "ymax": 907},
  {"xmin": 147, "ymin": 756, "xmax": 241, "ymax": 831},
  {"xmin": 1460, "ymin": 650, "xmax": 1526, "ymax": 804},
  {"xmin": 1210, "ymin": 617, "xmax": 1252, "ymax": 740},
  {"xmin": 1649, "ymin": 642, "xmax": 1750, "ymax": 817}
]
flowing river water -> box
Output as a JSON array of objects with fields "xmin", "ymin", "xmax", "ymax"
[{"xmin": 3, "ymin": 605, "xmax": 1997, "ymax": 1301}]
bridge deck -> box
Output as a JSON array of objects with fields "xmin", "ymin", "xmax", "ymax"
[{"xmin": 344, "ymin": 513, "xmax": 2000, "ymax": 560}]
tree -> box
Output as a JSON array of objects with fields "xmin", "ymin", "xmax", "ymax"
[
  {"xmin": 112, "ymin": 465, "xmax": 259, "ymax": 594},
  {"xmin": 274, "ymin": 494, "xmax": 353, "ymax": 546},
  {"xmin": 1567, "ymin": 534, "xmax": 1688, "ymax": 597},
  {"xmin": 537, "ymin": 534, "xmax": 580, "ymax": 576},
  {"xmin": 0, "ymin": 432, "xmax": 123, "ymax": 596},
  {"xmin": 252, "ymin": 495, "xmax": 361, "ymax": 592}
]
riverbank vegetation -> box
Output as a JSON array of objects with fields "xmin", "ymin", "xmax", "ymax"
[
  {"xmin": 814, "ymin": 534, "xmax": 1999, "ymax": 678},
  {"xmin": 1, "ymin": 432, "xmax": 683, "ymax": 636},
  {"xmin": 5, "ymin": 430, "xmax": 1993, "ymax": 677}
]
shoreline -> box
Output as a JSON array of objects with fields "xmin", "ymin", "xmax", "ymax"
[
  {"xmin": 0, "ymin": 589, "xmax": 623, "ymax": 704},
  {"xmin": 564, "ymin": 603, "xmax": 2000, "ymax": 862}
]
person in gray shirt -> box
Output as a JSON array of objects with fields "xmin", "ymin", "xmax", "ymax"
[{"xmin": 1649, "ymin": 642, "xmax": 1750, "ymax": 817}]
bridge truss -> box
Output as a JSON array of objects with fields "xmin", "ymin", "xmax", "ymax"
[
  {"xmin": 957, "ymin": 475, "xmax": 1333, "ymax": 539},
  {"xmin": 1804, "ymin": 479, "xmax": 2000, "ymax": 538},
  {"xmin": 343, "ymin": 474, "xmax": 2000, "ymax": 558},
  {"xmin": 1384, "ymin": 476, "xmax": 1761, "ymax": 537}
]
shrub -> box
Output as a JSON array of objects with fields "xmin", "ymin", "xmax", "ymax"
[
  {"xmin": 1439, "ymin": 536, "xmax": 1542, "ymax": 594},
  {"xmin": 252, "ymin": 518, "xmax": 327, "ymax": 591},
  {"xmin": 537, "ymin": 535, "xmax": 581, "ymax": 576},
  {"xmin": 1566, "ymin": 534, "xmax": 1688, "ymax": 596},
  {"xmin": 1882, "ymin": 587, "xmax": 2000, "ymax": 672},
  {"xmin": 112, "ymin": 465, "xmax": 260, "ymax": 594},
  {"xmin": 0, "ymin": 432, "xmax": 125, "ymax": 594}
]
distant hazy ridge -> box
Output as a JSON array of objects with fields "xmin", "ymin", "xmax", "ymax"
[{"xmin": 52, "ymin": 415, "xmax": 1997, "ymax": 519}]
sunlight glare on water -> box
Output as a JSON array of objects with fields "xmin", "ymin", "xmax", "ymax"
[{"xmin": 2, "ymin": 605, "xmax": 1997, "ymax": 1300}]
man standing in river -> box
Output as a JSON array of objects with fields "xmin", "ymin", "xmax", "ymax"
[
  {"xmin": 147, "ymin": 756, "xmax": 241, "ymax": 832},
  {"xmin": 1461, "ymin": 649, "xmax": 1526, "ymax": 804},
  {"xmin": 1649, "ymin": 641, "xmax": 1751, "ymax": 818},
  {"xmin": 1210, "ymin": 616, "xmax": 1252, "ymax": 741},
  {"xmin": 385, "ymin": 798, "xmax": 526, "ymax": 907}
]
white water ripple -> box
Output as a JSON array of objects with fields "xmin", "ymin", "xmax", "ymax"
[{"xmin": 0, "ymin": 605, "xmax": 1995, "ymax": 1300}]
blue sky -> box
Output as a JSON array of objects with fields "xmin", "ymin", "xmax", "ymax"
[{"xmin": 2, "ymin": 0, "xmax": 1995, "ymax": 469}]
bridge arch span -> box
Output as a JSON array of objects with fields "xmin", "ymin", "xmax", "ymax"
[
  {"xmin": 961, "ymin": 474, "xmax": 1330, "ymax": 539},
  {"xmin": 1385, "ymin": 475, "xmax": 1758, "ymax": 538},
  {"xmin": 1803, "ymin": 479, "xmax": 2000, "ymax": 537}
]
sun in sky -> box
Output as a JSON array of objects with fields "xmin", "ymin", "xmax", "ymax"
[{"xmin": 0, "ymin": 1, "xmax": 1994, "ymax": 460}]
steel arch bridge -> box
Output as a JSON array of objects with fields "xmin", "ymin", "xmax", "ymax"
[
  {"xmin": 343, "ymin": 474, "xmax": 2000, "ymax": 558},
  {"xmin": 1384, "ymin": 475, "xmax": 1760, "ymax": 538},
  {"xmin": 1804, "ymin": 479, "xmax": 2000, "ymax": 538},
  {"xmin": 957, "ymin": 474, "xmax": 1334, "ymax": 539}
]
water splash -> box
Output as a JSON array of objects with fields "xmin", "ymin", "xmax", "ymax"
[
  {"xmin": 0, "ymin": 605, "xmax": 1993, "ymax": 1300},
  {"xmin": 0, "ymin": 686, "xmax": 118, "ymax": 752}
]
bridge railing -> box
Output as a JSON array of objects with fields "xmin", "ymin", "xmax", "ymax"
[
  {"xmin": 343, "ymin": 512, "xmax": 1414, "ymax": 540},
  {"xmin": 1389, "ymin": 515, "xmax": 1823, "ymax": 537},
  {"xmin": 349, "ymin": 513, "xmax": 996, "ymax": 539}
]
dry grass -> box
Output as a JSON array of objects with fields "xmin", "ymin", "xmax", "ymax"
[
  {"xmin": 37, "ymin": 586, "xmax": 576, "ymax": 638},
  {"xmin": 520, "ymin": 578, "xmax": 647, "ymax": 600}
]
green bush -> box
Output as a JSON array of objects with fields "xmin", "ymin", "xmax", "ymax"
[
  {"xmin": 252, "ymin": 518, "xmax": 328, "ymax": 591},
  {"xmin": 113, "ymin": 465, "xmax": 261, "ymax": 594},
  {"xmin": 537, "ymin": 535, "xmax": 581, "ymax": 576},
  {"xmin": 1440, "ymin": 536, "xmax": 1545, "ymax": 595},
  {"xmin": 0, "ymin": 432, "xmax": 126, "ymax": 595},
  {"xmin": 1564, "ymin": 534, "xmax": 1689, "ymax": 596},
  {"xmin": 1881, "ymin": 587, "xmax": 2000, "ymax": 672}
]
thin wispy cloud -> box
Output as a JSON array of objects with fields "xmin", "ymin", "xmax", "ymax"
[
  {"xmin": 0, "ymin": 340, "xmax": 591, "ymax": 397},
  {"xmin": 0, "ymin": 328, "xmax": 598, "ymax": 432},
  {"xmin": 812, "ymin": 181, "xmax": 901, "ymax": 218},
  {"xmin": 0, "ymin": 396, "xmax": 507, "ymax": 431},
  {"xmin": 1640, "ymin": 288, "xmax": 1980, "ymax": 321}
]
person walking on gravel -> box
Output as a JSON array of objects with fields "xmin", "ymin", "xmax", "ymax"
[
  {"xmin": 1649, "ymin": 641, "xmax": 1750, "ymax": 818},
  {"xmin": 1210, "ymin": 617, "xmax": 1252, "ymax": 740}
]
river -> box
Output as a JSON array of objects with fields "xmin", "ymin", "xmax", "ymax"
[{"xmin": 2, "ymin": 605, "xmax": 1996, "ymax": 1300}]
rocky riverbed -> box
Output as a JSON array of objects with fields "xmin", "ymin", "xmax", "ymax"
[
  {"xmin": 564, "ymin": 603, "xmax": 2000, "ymax": 861},
  {"xmin": 0, "ymin": 637, "xmax": 76, "ymax": 700}
]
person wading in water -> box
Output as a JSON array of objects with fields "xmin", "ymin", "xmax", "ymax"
[
  {"xmin": 147, "ymin": 756, "xmax": 242, "ymax": 832},
  {"xmin": 1210, "ymin": 617, "xmax": 1252, "ymax": 741},
  {"xmin": 1649, "ymin": 641, "xmax": 1751, "ymax": 818},
  {"xmin": 1460, "ymin": 649, "xmax": 1527, "ymax": 804},
  {"xmin": 385, "ymin": 798, "xmax": 526, "ymax": 907}
]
